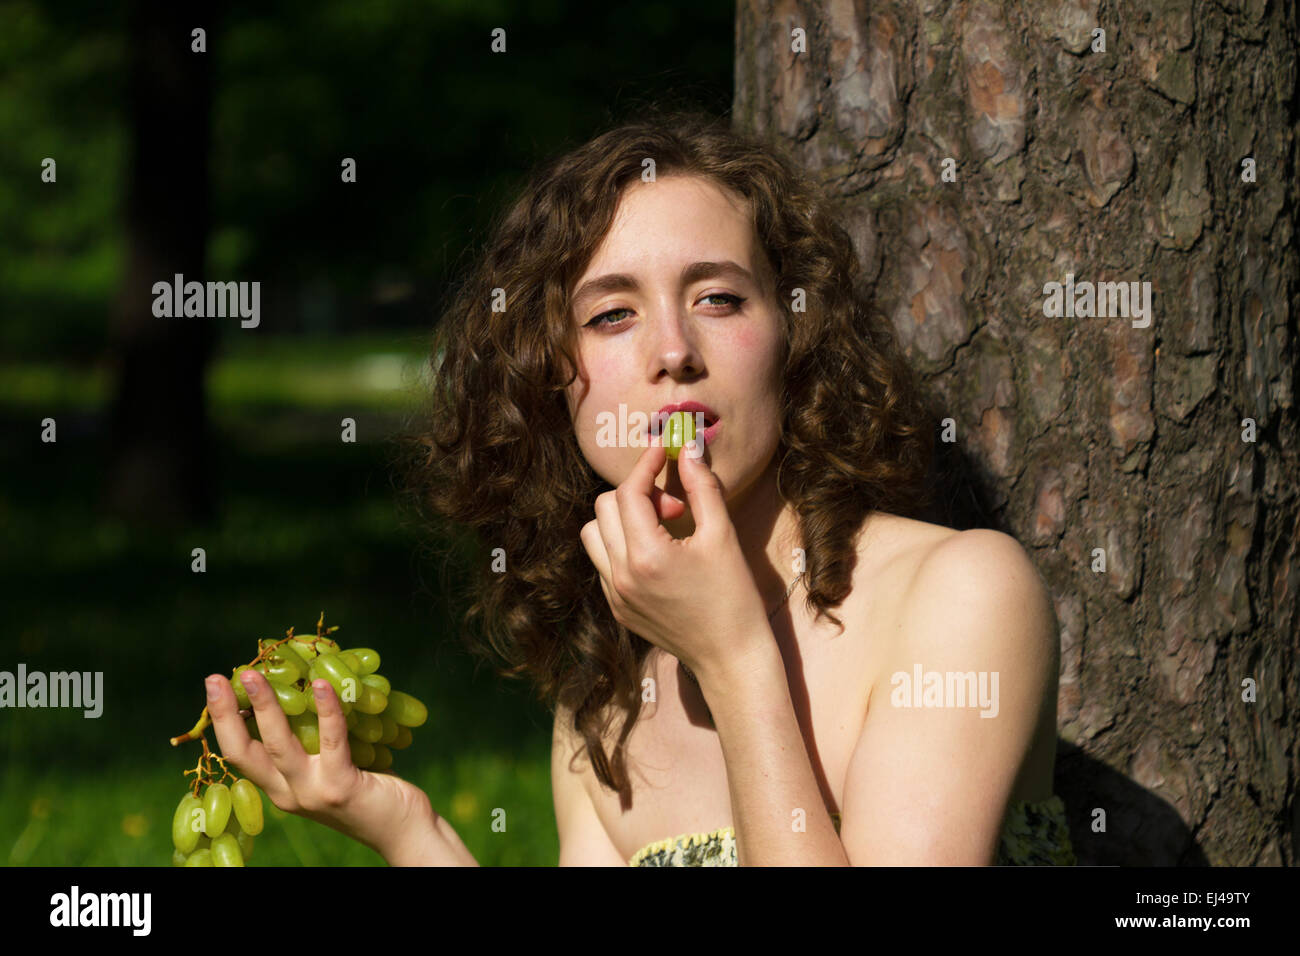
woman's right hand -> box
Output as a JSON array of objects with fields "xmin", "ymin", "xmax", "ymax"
[{"xmin": 205, "ymin": 668, "xmax": 434, "ymax": 863}]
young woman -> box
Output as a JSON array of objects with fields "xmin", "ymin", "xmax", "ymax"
[{"xmin": 206, "ymin": 110, "xmax": 1075, "ymax": 866}]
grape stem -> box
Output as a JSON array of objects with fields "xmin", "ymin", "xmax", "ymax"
[
  {"xmin": 182, "ymin": 738, "xmax": 237, "ymax": 794},
  {"xmin": 170, "ymin": 708, "xmax": 211, "ymax": 746}
]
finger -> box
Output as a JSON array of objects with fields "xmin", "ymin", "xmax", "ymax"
[
  {"xmin": 205, "ymin": 675, "xmax": 285, "ymax": 792},
  {"xmin": 581, "ymin": 518, "xmax": 613, "ymax": 585},
  {"xmin": 617, "ymin": 440, "xmax": 675, "ymax": 556},
  {"xmin": 241, "ymin": 670, "xmax": 308, "ymax": 783},
  {"xmin": 593, "ymin": 490, "xmax": 628, "ymax": 571},
  {"xmin": 641, "ymin": 430, "xmax": 687, "ymax": 520},
  {"xmin": 596, "ymin": 575, "xmax": 616, "ymax": 618},
  {"xmin": 676, "ymin": 439, "xmax": 730, "ymax": 539},
  {"xmin": 310, "ymin": 678, "xmax": 353, "ymax": 779},
  {"xmin": 650, "ymin": 485, "xmax": 687, "ymax": 521}
]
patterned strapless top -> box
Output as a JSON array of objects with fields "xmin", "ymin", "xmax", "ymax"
[{"xmin": 628, "ymin": 794, "xmax": 1076, "ymax": 866}]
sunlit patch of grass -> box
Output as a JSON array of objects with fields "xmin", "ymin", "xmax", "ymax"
[{"xmin": 0, "ymin": 333, "xmax": 435, "ymax": 412}]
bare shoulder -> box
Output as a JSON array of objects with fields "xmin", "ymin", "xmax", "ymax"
[
  {"xmin": 903, "ymin": 526, "xmax": 1056, "ymax": 626},
  {"xmin": 856, "ymin": 513, "xmax": 1048, "ymax": 608},
  {"xmin": 851, "ymin": 511, "xmax": 962, "ymax": 591},
  {"xmin": 855, "ymin": 516, "xmax": 1058, "ymax": 685},
  {"xmin": 881, "ymin": 522, "xmax": 1060, "ymax": 686}
]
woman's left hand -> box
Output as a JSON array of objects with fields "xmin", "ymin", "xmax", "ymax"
[{"xmin": 580, "ymin": 437, "xmax": 772, "ymax": 682}]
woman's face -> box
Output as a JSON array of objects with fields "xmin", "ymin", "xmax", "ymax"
[{"xmin": 564, "ymin": 174, "xmax": 786, "ymax": 516}]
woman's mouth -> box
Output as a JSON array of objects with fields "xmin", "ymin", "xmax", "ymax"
[{"xmin": 652, "ymin": 405, "xmax": 721, "ymax": 449}]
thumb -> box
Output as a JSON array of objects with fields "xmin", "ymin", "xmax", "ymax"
[{"xmin": 677, "ymin": 440, "xmax": 727, "ymax": 535}]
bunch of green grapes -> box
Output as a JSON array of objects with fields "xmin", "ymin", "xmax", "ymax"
[
  {"xmin": 169, "ymin": 612, "xmax": 429, "ymax": 865},
  {"xmin": 234, "ymin": 629, "xmax": 428, "ymax": 770},
  {"xmin": 171, "ymin": 777, "xmax": 262, "ymax": 867}
]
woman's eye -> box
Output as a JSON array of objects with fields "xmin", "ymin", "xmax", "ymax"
[
  {"xmin": 583, "ymin": 294, "xmax": 745, "ymax": 329},
  {"xmin": 702, "ymin": 293, "xmax": 745, "ymax": 309},
  {"xmin": 585, "ymin": 308, "xmax": 632, "ymax": 328}
]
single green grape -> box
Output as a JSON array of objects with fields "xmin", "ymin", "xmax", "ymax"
[
  {"xmin": 263, "ymin": 657, "xmax": 302, "ymax": 684},
  {"xmin": 369, "ymin": 743, "xmax": 393, "ymax": 772},
  {"xmin": 360, "ymin": 673, "xmax": 391, "ymax": 696},
  {"xmin": 354, "ymin": 683, "xmax": 388, "ymax": 715},
  {"xmin": 235, "ymin": 825, "xmax": 255, "ymax": 862},
  {"xmin": 383, "ymin": 690, "xmax": 428, "ymax": 728},
  {"xmin": 267, "ymin": 680, "xmax": 308, "ymax": 716},
  {"xmin": 302, "ymin": 678, "xmax": 353, "ymax": 715},
  {"xmin": 389, "ymin": 725, "xmax": 413, "ymax": 750},
  {"xmin": 271, "ymin": 642, "xmax": 311, "ymax": 679},
  {"xmin": 231, "ymin": 778, "xmax": 263, "ymax": 836},
  {"xmin": 184, "ymin": 848, "xmax": 214, "ymax": 867},
  {"xmin": 288, "ymin": 713, "xmax": 320, "ymax": 754},
  {"xmin": 290, "ymin": 636, "xmax": 340, "ymax": 661},
  {"xmin": 202, "ymin": 782, "xmax": 232, "ymax": 837},
  {"xmin": 342, "ymin": 648, "xmax": 381, "ymax": 675},
  {"xmin": 308, "ymin": 654, "xmax": 359, "ymax": 707},
  {"xmin": 378, "ymin": 714, "xmax": 399, "ymax": 746},
  {"xmin": 231, "ymin": 666, "xmax": 254, "ymax": 709},
  {"xmin": 288, "ymin": 637, "xmax": 321, "ymax": 661},
  {"xmin": 172, "ymin": 793, "xmax": 203, "ymax": 854},
  {"xmin": 348, "ymin": 736, "xmax": 375, "ymax": 768},
  {"xmin": 351, "ymin": 712, "xmax": 383, "ymax": 743},
  {"xmin": 211, "ymin": 832, "xmax": 245, "ymax": 867},
  {"xmin": 338, "ymin": 651, "xmax": 363, "ymax": 674},
  {"xmin": 661, "ymin": 410, "xmax": 697, "ymax": 459}
]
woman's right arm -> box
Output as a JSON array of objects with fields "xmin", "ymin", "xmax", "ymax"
[
  {"xmin": 206, "ymin": 669, "xmax": 480, "ymax": 866},
  {"xmin": 383, "ymin": 801, "xmax": 480, "ymax": 867}
]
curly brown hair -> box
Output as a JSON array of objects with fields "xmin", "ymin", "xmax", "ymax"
[{"xmin": 393, "ymin": 108, "xmax": 935, "ymax": 808}]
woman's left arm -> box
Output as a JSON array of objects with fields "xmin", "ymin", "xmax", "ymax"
[
  {"xmin": 696, "ymin": 637, "xmax": 853, "ymax": 865},
  {"xmin": 835, "ymin": 529, "xmax": 1058, "ymax": 865}
]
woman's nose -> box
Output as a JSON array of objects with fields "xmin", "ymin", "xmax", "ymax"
[{"xmin": 650, "ymin": 309, "xmax": 704, "ymax": 378}]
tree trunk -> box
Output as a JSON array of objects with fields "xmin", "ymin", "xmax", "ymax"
[
  {"xmin": 735, "ymin": 0, "xmax": 1297, "ymax": 866},
  {"xmin": 104, "ymin": 0, "xmax": 218, "ymax": 526}
]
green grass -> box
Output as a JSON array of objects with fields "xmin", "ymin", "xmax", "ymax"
[
  {"xmin": 0, "ymin": 330, "xmax": 438, "ymax": 411},
  {"xmin": 0, "ymin": 333, "xmax": 559, "ymax": 866}
]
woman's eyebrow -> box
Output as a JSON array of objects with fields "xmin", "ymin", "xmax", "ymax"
[{"xmin": 571, "ymin": 260, "xmax": 755, "ymax": 313}]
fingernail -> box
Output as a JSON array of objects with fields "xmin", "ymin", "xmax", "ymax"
[
  {"xmin": 313, "ymin": 680, "xmax": 328, "ymax": 699},
  {"xmin": 243, "ymin": 674, "xmax": 259, "ymax": 697},
  {"xmin": 205, "ymin": 677, "xmax": 219, "ymax": 701},
  {"xmin": 684, "ymin": 439, "xmax": 698, "ymax": 456}
]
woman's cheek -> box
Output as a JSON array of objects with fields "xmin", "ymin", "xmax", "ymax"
[{"xmin": 718, "ymin": 322, "xmax": 771, "ymax": 366}]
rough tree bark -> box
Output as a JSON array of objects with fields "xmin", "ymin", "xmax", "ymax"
[
  {"xmin": 735, "ymin": 0, "xmax": 1297, "ymax": 865},
  {"xmin": 104, "ymin": 0, "xmax": 218, "ymax": 525}
]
